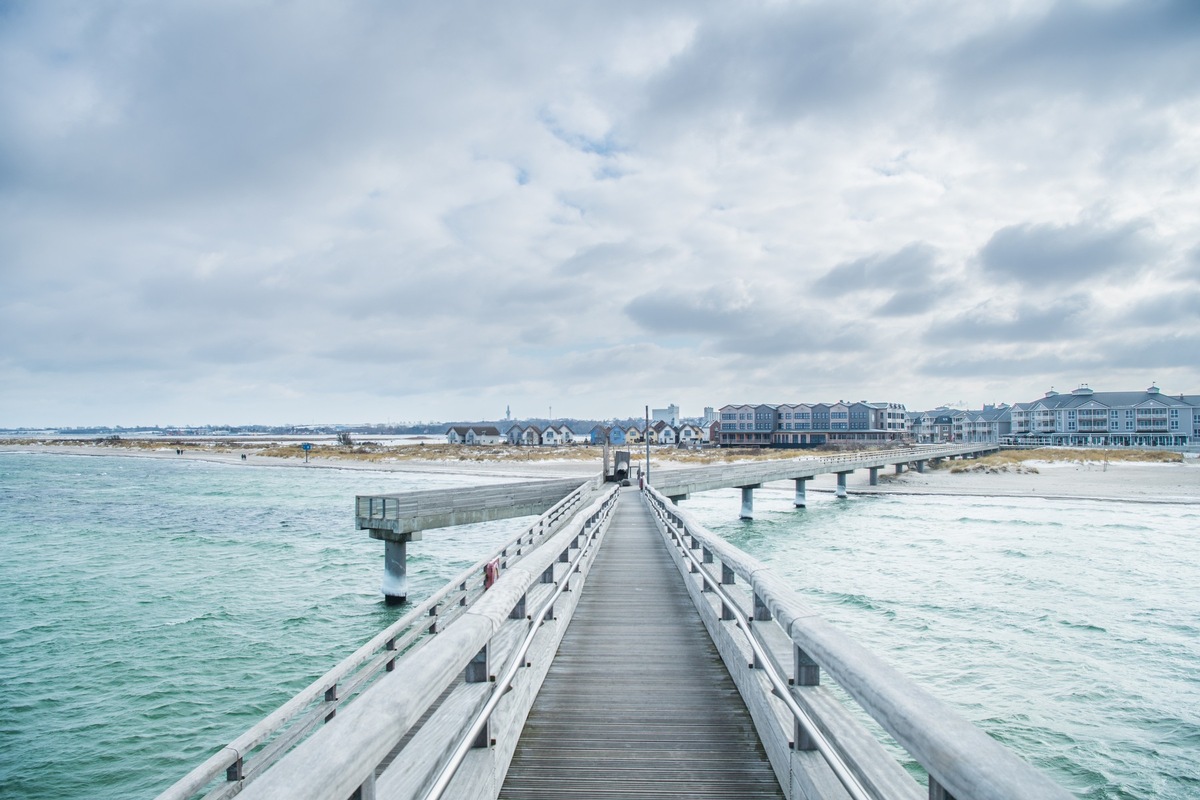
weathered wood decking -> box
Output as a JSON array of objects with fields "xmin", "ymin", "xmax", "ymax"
[{"xmin": 501, "ymin": 490, "xmax": 783, "ymax": 799}]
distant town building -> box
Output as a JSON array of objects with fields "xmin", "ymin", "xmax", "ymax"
[
  {"xmin": 507, "ymin": 424, "xmax": 543, "ymax": 446},
  {"xmin": 718, "ymin": 401, "xmax": 908, "ymax": 447},
  {"xmin": 651, "ymin": 404, "xmax": 680, "ymax": 426},
  {"xmin": 908, "ymin": 406, "xmax": 1011, "ymax": 444},
  {"xmin": 1006, "ymin": 385, "xmax": 1200, "ymax": 447},
  {"xmin": 446, "ymin": 425, "xmax": 502, "ymax": 445}
]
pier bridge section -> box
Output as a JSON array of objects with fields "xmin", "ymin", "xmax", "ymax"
[{"xmin": 157, "ymin": 442, "xmax": 1074, "ymax": 800}]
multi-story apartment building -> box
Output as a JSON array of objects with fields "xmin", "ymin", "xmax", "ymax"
[
  {"xmin": 719, "ymin": 401, "xmax": 908, "ymax": 447},
  {"xmin": 1006, "ymin": 385, "xmax": 1200, "ymax": 447},
  {"xmin": 718, "ymin": 403, "xmax": 778, "ymax": 447}
]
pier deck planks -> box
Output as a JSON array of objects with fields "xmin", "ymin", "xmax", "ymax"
[{"xmin": 500, "ymin": 489, "xmax": 783, "ymax": 799}]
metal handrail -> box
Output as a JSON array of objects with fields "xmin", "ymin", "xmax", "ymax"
[
  {"xmin": 422, "ymin": 490, "xmax": 619, "ymax": 800},
  {"xmin": 234, "ymin": 486, "xmax": 621, "ymax": 800},
  {"xmin": 650, "ymin": 495, "xmax": 873, "ymax": 800},
  {"xmin": 158, "ymin": 477, "xmax": 601, "ymax": 800},
  {"xmin": 643, "ymin": 486, "xmax": 1072, "ymax": 800}
]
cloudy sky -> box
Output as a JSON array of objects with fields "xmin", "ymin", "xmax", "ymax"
[{"xmin": 2, "ymin": 0, "xmax": 1198, "ymax": 427}]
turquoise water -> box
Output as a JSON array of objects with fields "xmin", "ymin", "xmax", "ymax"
[
  {"xmin": 0, "ymin": 454, "xmax": 518, "ymax": 799},
  {"xmin": 681, "ymin": 485, "xmax": 1200, "ymax": 799},
  {"xmin": 1, "ymin": 454, "xmax": 1197, "ymax": 798}
]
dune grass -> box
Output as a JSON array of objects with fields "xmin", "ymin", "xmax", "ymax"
[{"xmin": 945, "ymin": 447, "xmax": 1181, "ymax": 474}]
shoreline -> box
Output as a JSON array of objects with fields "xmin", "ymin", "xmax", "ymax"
[{"xmin": 3, "ymin": 442, "xmax": 1198, "ymax": 503}]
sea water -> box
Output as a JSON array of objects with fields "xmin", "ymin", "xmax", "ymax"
[
  {"xmin": 681, "ymin": 484, "xmax": 1200, "ymax": 799},
  {"xmin": 1, "ymin": 454, "xmax": 1197, "ymax": 798}
]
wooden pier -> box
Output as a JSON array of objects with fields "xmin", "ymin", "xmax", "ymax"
[
  {"xmin": 501, "ymin": 491, "xmax": 782, "ymax": 799},
  {"xmin": 159, "ymin": 442, "xmax": 1073, "ymax": 800}
]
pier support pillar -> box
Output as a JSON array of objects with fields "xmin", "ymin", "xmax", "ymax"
[
  {"xmin": 740, "ymin": 485, "xmax": 760, "ymax": 519},
  {"xmin": 895, "ymin": 462, "xmax": 906, "ymax": 474},
  {"xmin": 869, "ymin": 467, "xmax": 879, "ymax": 486},
  {"xmin": 793, "ymin": 477, "xmax": 808, "ymax": 508},
  {"xmin": 836, "ymin": 471, "xmax": 851, "ymax": 499},
  {"xmin": 382, "ymin": 537, "xmax": 410, "ymax": 605},
  {"xmin": 668, "ymin": 494, "xmax": 689, "ymax": 505},
  {"xmin": 916, "ymin": 460, "xmax": 926, "ymax": 474}
]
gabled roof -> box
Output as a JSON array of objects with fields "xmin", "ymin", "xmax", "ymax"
[{"xmin": 449, "ymin": 425, "xmax": 501, "ymax": 436}]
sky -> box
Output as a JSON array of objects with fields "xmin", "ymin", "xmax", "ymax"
[{"xmin": 2, "ymin": 0, "xmax": 1198, "ymax": 427}]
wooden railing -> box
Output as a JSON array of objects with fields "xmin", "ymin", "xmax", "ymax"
[
  {"xmin": 157, "ymin": 478, "xmax": 607, "ymax": 800},
  {"xmin": 651, "ymin": 443, "xmax": 998, "ymax": 497},
  {"xmin": 643, "ymin": 486, "xmax": 1073, "ymax": 800}
]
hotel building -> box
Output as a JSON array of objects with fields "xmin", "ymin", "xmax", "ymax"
[
  {"xmin": 1005, "ymin": 386, "xmax": 1200, "ymax": 447},
  {"xmin": 718, "ymin": 401, "xmax": 908, "ymax": 447}
]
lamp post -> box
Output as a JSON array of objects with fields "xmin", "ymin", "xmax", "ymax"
[{"xmin": 645, "ymin": 405, "xmax": 651, "ymax": 487}]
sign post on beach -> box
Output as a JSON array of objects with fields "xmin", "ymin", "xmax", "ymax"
[{"xmin": 302, "ymin": 442, "xmax": 312, "ymax": 463}]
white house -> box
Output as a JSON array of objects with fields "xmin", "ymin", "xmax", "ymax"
[
  {"xmin": 446, "ymin": 425, "xmax": 503, "ymax": 445},
  {"xmin": 653, "ymin": 421, "xmax": 677, "ymax": 445}
]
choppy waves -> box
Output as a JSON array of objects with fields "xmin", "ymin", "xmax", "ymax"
[
  {"xmin": 684, "ymin": 484, "xmax": 1200, "ymax": 799},
  {"xmin": 0, "ymin": 453, "xmax": 518, "ymax": 799}
]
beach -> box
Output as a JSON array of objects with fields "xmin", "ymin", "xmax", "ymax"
[
  {"xmin": 3, "ymin": 439, "xmax": 1197, "ymax": 503},
  {"xmin": 850, "ymin": 457, "xmax": 1200, "ymax": 504}
]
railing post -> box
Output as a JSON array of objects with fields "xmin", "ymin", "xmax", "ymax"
[
  {"xmin": 929, "ymin": 777, "xmax": 957, "ymax": 800},
  {"xmin": 352, "ymin": 772, "xmax": 376, "ymax": 800},
  {"xmin": 791, "ymin": 645, "xmax": 820, "ymax": 750},
  {"xmin": 465, "ymin": 645, "xmax": 491, "ymax": 749},
  {"xmin": 793, "ymin": 644, "xmax": 819, "ymax": 686},
  {"xmin": 749, "ymin": 593, "xmax": 772, "ymax": 669},
  {"xmin": 754, "ymin": 592, "xmax": 771, "ymax": 621},
  {"xmin": 323, "ymin": 684, "xmax": 338, "ymax": 722}
]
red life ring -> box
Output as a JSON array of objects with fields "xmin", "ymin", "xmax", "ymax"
[{"xmin": 484, "ymin": 558, "xmax": 500, "ymax": 589}]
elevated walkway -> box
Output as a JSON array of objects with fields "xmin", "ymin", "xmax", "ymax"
[{"xmin": 501, "ymin": 490, "xmax": 783, "ymax": 798}]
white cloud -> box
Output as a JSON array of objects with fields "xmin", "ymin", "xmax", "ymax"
[{"xmin": 1, "ymin": 0, "xmax": 1198, "ymax": 426}]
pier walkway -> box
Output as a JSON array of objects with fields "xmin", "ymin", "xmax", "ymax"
[
  {"xmin": 501, "ymin": 490, "xmax": 782, "ymax": 799},
  {"xmin": 160, "ymin": 443, "xmax": 1074, "ymax": 800}
]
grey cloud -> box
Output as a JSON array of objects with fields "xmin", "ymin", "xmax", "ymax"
[
  {"xmin": 815, "ymin": 242, "xmax": 940, "ymax": 297},
  {"xmin": 641, "ymin": 3, "xmax": 916, "ymax": 128},
  {"xmin": 718, "ymin": 324, "xmax": 870, "ymax": 359},
  {"xmin": 625, "ymin": 288, "xmax": 871, "ymax": 358},
  {"xmin": 1116, "ymin": 289, "xmax": 1200, "ymax": 327},
  {"xmin": 918, "ymin": 352, "xmax": 1081, "ymax": 379},
  {"xmin": 875, "ymin": 290, "xmax": 939, "ymax": 317},
  {"xmin": 924, "ymin": 297, "xmax": 1090, "ymax": 344},
  {"xmin": 942, "ymin": 0, "xmax": 1200, "ymax": 109},
  {"xmin": 624, "ymin": 288, "xmax": 752, "ymax": 336},
  {"xmin": 979, "ymin": 219, "xmax": 1157, "ymax": 285},
  {"xmin": 557, "ymin": 242, "xmax": 649, "ymax": 277},
  {"xmin": 1105, "ymin": 333, "xmax": 1200, "ymax": 370}
]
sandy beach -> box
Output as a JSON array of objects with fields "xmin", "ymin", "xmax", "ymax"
[
  {"xmin": 3, "ymin": 440, "xmax": 1198, "ymax": 503},
  {"xmin": 846, "ymin": 458, "xmax": 1200, "ymax": 504}
]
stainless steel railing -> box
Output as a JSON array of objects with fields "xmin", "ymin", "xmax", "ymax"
[
  {"xmin": 157, "ymin": 478, "xmax": 604, "ymax": 800},
  {"xmin": 643, "ymin": 486, "xmax": 1072, "ymax": 800}
]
